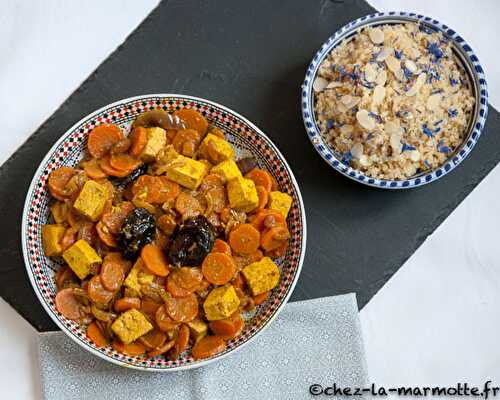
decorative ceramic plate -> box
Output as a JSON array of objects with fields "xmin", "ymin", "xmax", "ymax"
[
  {"xmin": 301, "ymin": 12, "xmax": 488, "ymax": 189},
  {"xmin": 22, "ymin": 94, "xmax": 306, "ymax": 371}
]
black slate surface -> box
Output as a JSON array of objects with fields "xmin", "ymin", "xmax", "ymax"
[{"xmin": 0, "ymin": 0, "xmax": 498, "ymax": 332}]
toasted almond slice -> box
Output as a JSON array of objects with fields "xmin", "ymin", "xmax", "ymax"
[
  {"xmin": 356, "ymin": 109, "xmax": 376, "ymax": 130},
  {"xmin": 372, "ymin": 85, "xmax": 386, "ymax": 105},
  {"xmin": 406, "ymin": 73, "xmax": 427, "ymax": 97},
  {"xmin": 313, "ymin": 76, "xmax": 328, "ymax": 92},
  {"xmin": 369, "ymin": 28, "xmax": 385, "ymax": 44}
]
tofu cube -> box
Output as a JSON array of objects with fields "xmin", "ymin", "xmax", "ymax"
[
  {"xmin": 42, "ymin": 224, "xmax": 66, "ymax": 257},
  {"xmin": 73, "ymin": 180, "xmax": 108, "ymax": 221},
  {"xmin": 139, "ymin": 127, "xmax": 167, "ymax": 162},
  {"xmin": 268, "ymin": 191, "xmax": 293, "ymax": 218},
  {"xmin": 62, "ymin": 239, "xmax": 102, "ymax": 279},
  {"xmin": 211, "ymin": 159, "xmax": 242, "ymax": 182},
  {"xmin": 227, "ymin": 176, "xmax": 259, "ymax": 212},
  {"xmin": 201, "ymin": 133, "xmax": 235, "ymax": 161},
  {"xmin": 203, "ymin": 285, "xmax": 240, "ymax": 321},
  {"xmin": 50, "ymin": 202, "xmax": 68, "ymax": 224},
  {"xmin": 187, "ymin": 319, "xmax": 208, "ymax": 343},
  {"xmin": 124, "ymin": 258, "xmax": 155, "ymax": 295},
  {"xmin": 165, "ymin": 154, "xmax": 208, "ymax": 190},
  {"xmin": 111, "ymin": 309, "xmax": 153, "ymax": 344},
  {"xmin": 242, "ymin": 257, "xmax": 280, "ymax": 296}
]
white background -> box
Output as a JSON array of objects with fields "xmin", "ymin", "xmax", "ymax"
[{"xmin": 0, "ymin": 1, "xmax": 499, "ymax": 398}]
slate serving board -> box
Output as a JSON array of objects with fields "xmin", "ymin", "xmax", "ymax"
[{"xmin": 1, "ymin": 0, "xmax": 498, "ymax": 332}]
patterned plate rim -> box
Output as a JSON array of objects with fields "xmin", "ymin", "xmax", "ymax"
[
  {"xmin": 21, "ymin": 93, "xmax": 307, "ymax": 372},
  {"xmin": 301, "ymin": 11, "xmax": 489, "ymax": 189}
]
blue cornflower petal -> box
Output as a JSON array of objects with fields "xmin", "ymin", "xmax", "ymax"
[
  {"xmin": 326, "ymin": 119, "xmax": 335, "ymax": 130},
  {"xmin": 394, "ymin": 49, "xmax": 403, "ymax": 59},
  {"xmin": 402, "ymin": 143, "xmax": 416, "ymax": 152},
  {"xmin": 422, "ymin": 124, "xmax": 434, "ymax": 138},
  {"xmin": 448, "ymin": 108, "xmax": 458, "ymax": 118}
]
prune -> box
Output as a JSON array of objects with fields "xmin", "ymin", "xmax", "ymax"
[
  {"xmin": 109, "ymin": 164, "xmax": 147, "ymax": 188},
  {"xmin": 236, "ymin": 157, "xmax": 258, "ymax": 175},
  {"xmin": 168, "ymin": 216, "xmax": 215, "ymax": 266},
  {"xmin": 117, "ymin": 208, "xmax": 156, "ymax": 259},
  {"xmin": 133, "ymin": 110, "xmax": 185, "ymax": 130}
]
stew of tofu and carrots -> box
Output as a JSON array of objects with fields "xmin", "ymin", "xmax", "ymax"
[{"xmin": 42, "ymin": 108, "xmax": 293, "ymax": 360}]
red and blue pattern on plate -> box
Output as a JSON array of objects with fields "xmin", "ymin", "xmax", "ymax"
[{"xmin": 22, "ymin": 94, "xmax": 306, "ymax": 371}]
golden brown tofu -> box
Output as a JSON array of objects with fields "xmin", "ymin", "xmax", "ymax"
[
  {"xmin": 165, "ymin": 154, "xmax": 209, "ymax": 190},
  {"xmin": 203, "ymin": 285, "xmax": 240, "ymax": 321},
  {"xmin": 211, "ymin": 159, "xmax": 242, "ymax": 182},
  {"xmin": 227, "ymin": 176, "xmax": 259, "ymax": 212},
  {"xmin": 111, "ymin": 309, "xmax": 153, "ymax": 344},
  {"xmin": 187, "ymin": 319, "xmax": 208, "ymax": 343},
  {"xmin": 139, "ymin": 127, "xmax": 167, "ymax": 162},
  {"xmin": 268, "ymin": 191, "xmax": 293, "ymax": 218},
  {"xmin": 73, "ymin": 180, "xmax": 108, "ymax": 221},
  {"xmin": 50, "ymin": 202, "xmax": 68, "ymax": 224},
  {"xmin": 123, "ymin": 258, "xmax": 155, "ymax": 295},
  {"xmin": 200, "ymin": 133, "xmax": 235, "ymax": 161},
  {"xmin": 42, "ymin": 224, "xmax": 66, "ymax": 257},
  {"xmin": 62, "ymin": 239, "xmax": 102, "ymax": 279},
  {"xmin": 242, "ymin": 257, "xmax": 280, "ymax": 296}
]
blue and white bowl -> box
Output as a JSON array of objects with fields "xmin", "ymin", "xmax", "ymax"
[{"xmin": 301, "ymin": 12, "xmax": 488, "ymax": 189}]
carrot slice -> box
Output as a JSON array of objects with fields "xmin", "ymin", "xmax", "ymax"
[
  {"xmin": 82, "ymin": 158, "xmax": 107, "ymax": 179},
  {"xmin": 87, "ymin": 124, "xmax": 124, "ymax": 159},
  {"xmin": 129, "ymin": 126, "xmax": 148, "ymax": 157},
  {"xmin": 87, "ymin": 321, "xmax": 109, "ymax": 347},
  {"xmin": 250, "ymin": 209, "xmax": 285, "ymax": 231},
  {"xmin": 156, "ymin": 177, "xmax": 180, "ymax": 203},
  {"xmin": 100, "ymin": 259, "xmax": 125, "ymax": 292},
  {"xmin": 48, "ymin": 167, "xmax": 78, "ymax": 200},
  {"xmin": 141, "ymin": 298, "xmax": 162, "ymax": 318},
  {"xmin": 206, "ymin": 186, "xmax": 227, "ymax": 213},
  {"xmin": 164, "ymin": 293, "xmax": 198, "ymax": 322},
  {"xmin": 212, "ymin": 239, "xmax": 231, "ymax": 256},
  {"xmin": 55, "ymin": 288, "xmax": 84, "ymax": 320},
  {"xmin": 109, "ymin": 153, "xmax": 141, "ymax": 173},
  {"xmin": 157, "ymin": 214, "xmax": 177, "ymax": 236},
  {"xmin": 167, "ymin": 267, "xmax": 203, "ymax": 297},
  {"xmin": 266, "ymin": 241, "xmax": 287, "ymax": 258},
  {"xmin": 61, "ymin": 227, "xmax": 78, "ymax": 251},
  {"xmin": 228, "ymin": 223, "xmax": 260, "ymax": 255},
  {"xmin": 87, "ymin": 275, "xmax": 114, "ymax": 304},
  {"xmin": 140, "ymin": 329, "xmax": 167, "ymax": 349},
  {"xmin": 256, "ymin": 185, "xmax": 269, "ymax": 209},
  {"xmin": 155, "ymin": 304, "xmax": 180, "ymax": 332},
  {"xmin": 168, "ymin": 324, "xmax": 190, "ymax": 359},
  {"xmin": 147, "ymin": 339, "xmax": 175, "ymax": 358},
  {"xmin": 253, "ymin": 291, "xmax": 270, "ymax": 305},
  {"xmin": 112, "ymin": 340, "xmax": 147, "ymax": 356},
  {"xmin": 209, "ymin": 313, "xmax": 244, "ymax": 340},
  {"xmin": 114, "ymin": 297, "xmax": 141, "ymax": 313},
  {"xmin": 192, "ymin": 336, "xmax": 227, "ymax": 360},
  {"xmin": 141, "ymin": 244, "xmax": 170, "ymax": 277},
  {"xmin": 55, "ymin": 267, "xmax": 77, "ymax": 290},
  {"xmin": 175, "ymin": 192, "xmax": 202, "ymax": 218},
  {"xmin": 173, "ymin": 109, "xmax": 208, "ymax": 136},
  {"xmin": 131, "ymin": 175, "xmax": 162, "ymax": 204},
  {"xmin": 110, "ymin": 138, "xmax": 131, "ymax": 154},
  {"xmin": 173, "ymin": 129, "xmax": 201, "ymax": 156},
  {"xmin": 260, "ymin": 226, "xmax": 290, "ymax": 251},
  {"xmin": 200, "ymin": 174, "xmax": 225, "ymax": 192},
  {"xmin": 98, "ymin": 156, "xmax": 131, "ymax": 178},
  {"xmin": 202, "ymin": 253, "xmax": 236, "ymax": 285},
  {"xmin": 245, "ymin": 168, "xmax": 273, "ymax": 192},
  {"xmin": 101, "ymin": 202, "xmax": 134, "ymax": 234},
  {"xmin": 96, "ymin": 221, "xmax": 118, "ymax": 248}
]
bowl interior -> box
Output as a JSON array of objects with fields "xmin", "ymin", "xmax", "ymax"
[
  {"xmin": 302, "ymin": 12, "xmax": 488, "ymax": 189},
  {"xmin": 22, "ymin": 94, "xmax": 306, "ymax": 371}
]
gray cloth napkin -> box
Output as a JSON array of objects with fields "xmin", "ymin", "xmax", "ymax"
[{"xmin": 38, "ymin": 293, "xmax": 368, "ymax": 400}]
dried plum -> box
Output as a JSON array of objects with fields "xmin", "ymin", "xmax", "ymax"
[
  {"xmin": 168, "ymin": 216, "xmax": 215, "ymax": 266},
  {"xmin": 236, "ymin": 157, "xmax": 258, "ymax": 175},
  {"xmin": 117, "ymin": 208, "xmax": 156, "ymax": 259},
  {"xmin": 109, "ymin": 164, "xmax": 147, "ymax": 188}
]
